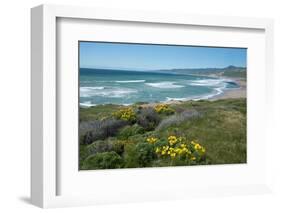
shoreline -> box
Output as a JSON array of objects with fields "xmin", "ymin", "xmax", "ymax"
[
  {"xmin": 80, "ymin": 77, "xmax": 246, "ymax": 108},
  {"xmin": 137, "ymin": 77, "xmax": 246, "ymax": 107},
  {"xmin": 209, "ymin": 78, "xmax": 246, "ymax": 101}
]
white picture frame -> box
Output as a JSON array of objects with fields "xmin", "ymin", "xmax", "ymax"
[{"xmin": 31, "ymin": 4, "xmax": 274, "ymax": 208}]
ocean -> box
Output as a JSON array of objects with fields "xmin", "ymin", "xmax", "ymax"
[{"xmin": 79, "ymin": 68, "xmax": 239, "ymax": 106}]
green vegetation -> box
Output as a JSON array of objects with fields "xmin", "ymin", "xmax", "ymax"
[
  {"xmin": 222, "ymin": 70, "xmax": 246, "ymax": 78},
  {"xmin": 82, "ymin": 151, "xmax": 123, "ymax": 170},
  {"xmin": 79, "ymin": 98, "xmax": 246, "ymax": 170}
]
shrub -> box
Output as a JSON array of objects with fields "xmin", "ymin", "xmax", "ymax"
[
  {"xmin": 126, "ymin": 133, "xmax": 147, "ymax": 144},
  {"xmin": 102, "ymin": 119, "xmax": 128, "ymax": 136},
  {"xmin": 86, "ymin": 138, "xmax": 131, "ymax": 157},
  {"xmin": 82, "ymin": 151, "xmax": 123, "ymax": 170},
  {"xmin": 123, "ymin": 142, "xmax": 155, "ymax": 168},
  {"xmin": 154, "ymin": 104, "xmax": 175, "ymax": 115},
  {"xmin": 83, "ymin": 130, "xmax": 104, "ymax": 145},
  {"xmin": 117, "ymin": 124, "xmax": 145, "ymax": 140},
  {"xmin": 112, "ymin": 107, "xmax": 137, "ymax": 123},
  {"xmin": 153, "ymin": 135, "xmax": 206, "ymax": 163},
  {"xmin": 82, "ymin": 118, "xmax": 128, "ymax": 144},
  {"xmin": 156, "ymin": 109, "xmax": 200, "ymax": 131},
  {"xmin": 86, "ymin": 139, "xmax": 114, "ymax": 155},
  {"xmin": 135, "ymin": 142, "xmax": 156, "ymax": 167},
  {"xmin": 79, "ymin": 120, "xmax": 105, "ymax": 135},
  {"xmin": 123, "ymin": 144, "xmax": 139, "ymax": 168},
  {"xmin": 136, "ymin": 107, "xmax": 160, "ymax": 131},
  {"xmin": 111, "ymin": 140, "xmax": 126, "ymax": 155}
]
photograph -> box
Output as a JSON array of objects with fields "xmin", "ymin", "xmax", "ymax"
[{"xmin": 78, "ymin": 41, "xmax": 247, "ymax": 170}]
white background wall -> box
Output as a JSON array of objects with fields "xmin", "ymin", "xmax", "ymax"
[{"xmin": 0, "ymin": 0, "xmax": 280, "ymax": 212}]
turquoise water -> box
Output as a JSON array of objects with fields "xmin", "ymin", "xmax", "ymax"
[{"xmin": 79, "ymin": 68, "xmax": 239, "ymax": 106}]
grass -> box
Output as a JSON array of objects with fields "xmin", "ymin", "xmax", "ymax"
[
  {"xmin": 79, "ymin": 104, "xmax": 122, "ymax": 121},
  {"xmin": 79, "ymin": 98, "xmax": 246, "ymax": 170}
]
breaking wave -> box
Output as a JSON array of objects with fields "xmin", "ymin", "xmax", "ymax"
[
  {"xmin": 145, "ymin": 81, "xmax": 185, "ymax": 89},
  {"xmin": 80, "ymin": 86, "xmax": 137, "ymax": 98}
]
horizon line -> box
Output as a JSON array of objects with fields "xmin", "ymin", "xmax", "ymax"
[{"xmin": 80, "ymin": 65, "xmax": 247, "ymax": 71}]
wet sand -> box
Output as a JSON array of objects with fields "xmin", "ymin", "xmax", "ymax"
[{"xmin": 210, "ymin": 78, "xmax": 246, "ymax": 100}]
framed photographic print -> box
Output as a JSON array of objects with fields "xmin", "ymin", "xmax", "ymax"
[
  {"xmin": 78, "ymin": 41, "xmax": 247, "ymax": 170},
  {"xmin": 31, "ymin": 4, "xmax": 274, "ymax": 208}
]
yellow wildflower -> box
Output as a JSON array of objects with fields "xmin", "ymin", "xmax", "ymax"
[
  {"xmin": 155, "ymin": 147, "xmax": 160, "ymax": 154},
  {"xmin": 194, "ymin": 143, "xmax": 201, "ymax": 150},
  {"xmin": 170, "ymin": 153, "xmax": 176, "ymax": 158},
  {"xmin": 168, "ymin": 135, "xmax": 178, "ymax": 146},
  {"xmin": 146, "ymin": 137, "xmax": 157, "ymax": 144},
  {"xmin": 180, "ymin": 144, "xmax": 186, "ymax": 148},
  {"xmin": 154, "ymin": 104, "xmax": 175, "ymax": 114},
  {"xmin": 113, "ymin": 107, "xmax": 136, "ymax": 122}
]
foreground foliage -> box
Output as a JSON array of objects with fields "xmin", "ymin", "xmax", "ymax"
[{"xmin": 79, "ymin": 98, "xmax": 246, "ymax": 169}]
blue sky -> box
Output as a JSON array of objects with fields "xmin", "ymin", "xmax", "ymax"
[{"xmin": 79, "ymin": 41, "xmax": 247, "ymax": 70}]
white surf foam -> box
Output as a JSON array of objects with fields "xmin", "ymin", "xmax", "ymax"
[
  {"xmin": 79, "ymin": 101, "xmax": 96, "ymax": 107},
  {"xmin": 145, "ymin": 81, "xmax": 184, "ymax": 89},
  {"xmin": 166, "ymin": 83, "xmax": 226, "ymax": 102},
  {"xmin": 80, "ymin": 86, "xmax": 104, "ymax": 91},
  {"xmin": 115, "ymin": 80, "xmax": 146, "ymax": 83},
  {"xmin": 166, "ymin": 97, "xmax": 190, "ymax": 102},
  {"xmin": 188, "ymin": 79, "xmax": 226, "ymax": 87},
  {"xmin": 192, "ymin": 88, "xmax": 225, "ymax": 101},
  {"xmin": 80, "ymin": 86, "xmax": 137, "ymax": 98}
]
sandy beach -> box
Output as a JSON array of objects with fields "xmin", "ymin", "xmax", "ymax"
[{"xmin": 210, "ymin": 78, "xmax": 246, "ymax": 101}]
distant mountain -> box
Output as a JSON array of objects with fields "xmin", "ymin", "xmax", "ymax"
[{"xmin": 152, "ymin": 65, "xmax": 247, "ymax": 78}]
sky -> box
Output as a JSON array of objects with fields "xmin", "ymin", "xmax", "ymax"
[{"xmin": 79, "ymin": 41, "xmax": 247, "ymax": 70}]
